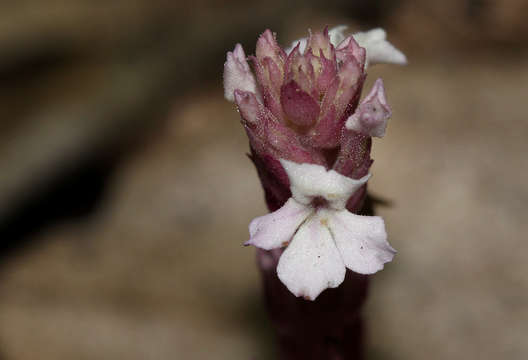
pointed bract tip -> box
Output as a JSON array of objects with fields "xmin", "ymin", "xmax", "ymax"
[
  {"xmin": 256, "ymin": 29, "xmax": 285, "ymax": 64},
  {"xmin": 224, "ymin": 44, "xmax": 258, "ymax": 102},
  {"xmin": 345, "ymin": 78, "xmax": 391, "ymax": 137},
  {"xmin": 234, "ymin": 89, "xmax": 260, "ymax": 125},
  {"xmin": 233, "ymin": 43, "xmax": 245, "ymax": 60}
]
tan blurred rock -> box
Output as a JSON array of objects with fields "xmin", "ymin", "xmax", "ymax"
[{"xmin": 396, "ymin": 0, "xmax": 528, "ymax": 54}]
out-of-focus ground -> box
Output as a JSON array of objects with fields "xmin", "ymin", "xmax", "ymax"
[{"xmin": 0, "ymin": 1, "xmax": 527, "ymax": 359}]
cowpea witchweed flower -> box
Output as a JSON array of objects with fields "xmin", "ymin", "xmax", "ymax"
[
  {"xmin": 224, "ymin": 25, "xmax": 405, "ymax": 300},
  {"xmin": 247, "ymin": 159, "xmax": 395, "ymax": 300}
]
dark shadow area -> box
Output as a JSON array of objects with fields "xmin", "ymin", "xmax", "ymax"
[
  {"xmin": 0, "ymin": 149, "xmax": 119, "ymax": 265},
  {"xmin": 0, "ymin": 44, "xmax": 79, "ymax": 88},
  {"xmin": 337, "ymin": 0, "xmax": 403, "ymax": 26}
]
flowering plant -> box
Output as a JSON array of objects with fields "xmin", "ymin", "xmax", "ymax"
[{"xmin": 224, "ymin": 26, "xmax": 405, "ymax": 300}]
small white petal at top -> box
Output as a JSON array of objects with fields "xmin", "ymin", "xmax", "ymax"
[
  {"xmin": 328, "ymin": 25, "xmax": 348, "ymax": 47},
  {"xmin": 352, "ymin": 28, "xmax": 407, "ymax": 66},
  {"xmin": 285, "ymin": 26, "xmax": 406, "ymax": 69}
]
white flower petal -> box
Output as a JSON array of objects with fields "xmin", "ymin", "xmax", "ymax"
[
  {"xmin": 287, "ymin": 37, "xmax": 307, "ymax": 55},
  {"xmin": 325, "ymin": 209, "xmax": 396, "ymax": 274},
  {"xmin": 352, "ymin": 28, "xmax": 407, "ymax": 67},
  {"xmin": 279, "ymin": 159, "xmax": 370, "ymax": 210},
  {"xmin": 328, "ymin": 25, "xmax": 348, "ymax": 47},
  {"xmin": 247, "ymin": 198, "xmax": 312, "ymax": 250},
  {"xmin": 277, "ymin": 213, "xmax": 346, "ymax": 300},
  {"xmin": 223, "ymin": 44, "xmax": 259, "ymax": 102}
]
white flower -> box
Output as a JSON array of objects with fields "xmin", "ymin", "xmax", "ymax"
[
  {"xmin": 246, "ymin": 160, "xmax": 396, "ymax": 300},
  {"xmin": 351, "ymin": 28, "xmax": 407, "ymax": 67},
  {"xmin": 328, "ymin": 25, "xmax": 349, "ymax": 48},
  {"xmin": 286, "ymin": 25, "xmax": 407, "ymax": 68}
]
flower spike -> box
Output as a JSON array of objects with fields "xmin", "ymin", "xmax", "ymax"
[{"xmin": 223, "ymin": 26, "xmax": 403, "ymax": 300}]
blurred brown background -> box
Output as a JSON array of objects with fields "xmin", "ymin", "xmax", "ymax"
[{"xmin": 0, "ymin": 0, "xmax": 527, "ymax": 359}]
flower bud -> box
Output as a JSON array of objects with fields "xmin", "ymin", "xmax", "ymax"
[{"xmin": 346, "ymin": 78, "xmax": 392, "ymax": 138}]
